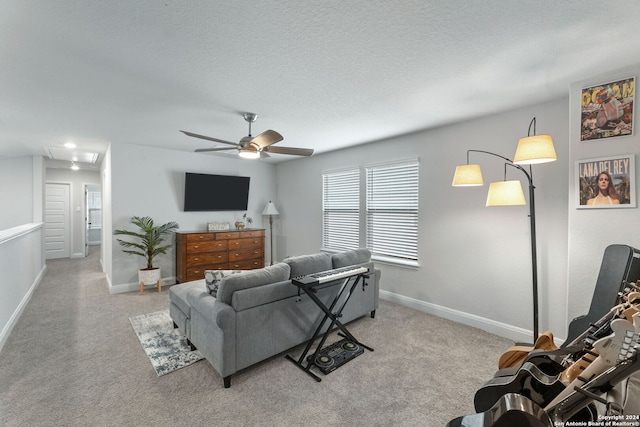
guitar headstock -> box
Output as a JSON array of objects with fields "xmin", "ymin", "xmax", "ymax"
[{"xmin": 592, "ymin": 318, "xmax": 636, "ymax": 366}]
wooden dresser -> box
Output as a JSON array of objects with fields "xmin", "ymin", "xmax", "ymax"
[{"xmin": 175, "ymin": 229, "xmax": 265, "ymax": 283}]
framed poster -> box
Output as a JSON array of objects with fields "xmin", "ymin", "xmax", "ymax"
[
  {"xmin": 576, "ymin": 155, "xmax": 635, "ymax": 209},
  {"xmin": 580, "ymin": 77, "xmax": 634, "ymax": 141}
]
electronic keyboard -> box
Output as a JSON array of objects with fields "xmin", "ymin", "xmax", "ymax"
[{"xmin": 292, "ymin": 265, "xmax": 368, "ymax": 287}]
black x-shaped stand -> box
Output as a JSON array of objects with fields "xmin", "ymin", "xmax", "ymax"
[{"xmin": 286, "ymin": 273, "xmax": 374, "ymax": 382}]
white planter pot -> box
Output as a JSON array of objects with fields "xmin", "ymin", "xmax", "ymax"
[{"xmin": 138, "ymin": 268, "xmax": 162, "ymax": 294}]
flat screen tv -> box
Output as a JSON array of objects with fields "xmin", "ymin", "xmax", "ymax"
[{"xmin": 184, "ymin": 172, "xmax": 250, "ymax": 211}]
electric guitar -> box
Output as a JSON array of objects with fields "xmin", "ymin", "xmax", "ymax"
[
  {"xmin": 546, "ymin": 311, "xmax": 640, "ymax": 423},
  {"xmin": 544, "ymin": 317, "xmax": 637, "ymax": 410},
  {"xmin": 476, "ymin": 293, "xmax": 640, "ymax": 413}
]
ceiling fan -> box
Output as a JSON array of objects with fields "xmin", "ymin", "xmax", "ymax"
[{"xmin": 181, "ymin": 112, "xmax": 314, "ymax": 159}]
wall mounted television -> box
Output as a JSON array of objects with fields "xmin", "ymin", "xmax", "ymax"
[{"xmin": 184, "ymin": 172, "xmax": 250, "ymax": 211}]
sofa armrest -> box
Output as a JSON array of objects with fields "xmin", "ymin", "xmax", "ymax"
[
  {"xmin": 188, "ymin": 290, "xmax": 235, "ymax": 330},
  {"xmin": 188, "ymin": 290, "xmax": 238, "ymax": 379}
]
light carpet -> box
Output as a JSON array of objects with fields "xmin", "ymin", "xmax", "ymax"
[{"xmin": 129, "ymin": 310, "xmax": 203, "ymax": 376}]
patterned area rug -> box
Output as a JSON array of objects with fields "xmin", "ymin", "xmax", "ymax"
[{"xmin": 129, "ymin": 310, "xmax": 203, "ymax": 376}]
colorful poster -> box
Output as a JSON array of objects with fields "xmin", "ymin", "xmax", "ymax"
[
  {"xmin": 581, "ymin": 77, "xmax": 634, "ymax": 141},
  {"xmin": 576, "ymin": 155, "xmax": 635, "ymax": 208}
]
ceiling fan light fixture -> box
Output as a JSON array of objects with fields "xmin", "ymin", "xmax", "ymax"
[{"xmin": 238, "ymin": 148, "xmax": 260, "ymax": 159}]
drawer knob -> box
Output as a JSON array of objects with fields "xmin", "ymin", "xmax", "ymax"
[
  {"xmin": 194, "ymin": 257, "xmax": 199, "ymax": 261},
  {"xmin": 194, "ymin": 245, "xmax": 199, "ymax": 249}
]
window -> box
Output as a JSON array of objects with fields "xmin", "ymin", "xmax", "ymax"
[
  {"xmin": 322, "ymin": 168, "xmax": 360, "ymax": 251},
  {"xmin": 366, "ymin": 160, "xmax": 419, "ymax": 265},
  {"xmin": 87, "ymin": 189, "xmax": 102, "ymax": 229}
]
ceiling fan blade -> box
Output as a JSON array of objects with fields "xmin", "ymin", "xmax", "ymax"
[
  {"xmin": 194, "ymin": 147, "xmax": 237, "ymax": 153},
  {"xmin": 250, "ymin": 130, "xmax": 283, "ymax": 148},
  {"xmin": 180, "ymin": 130, "xmax": 239, "ymax": 147},
  {"xmin": 264, "ymin": 146, "xmax": 314, "ymax": 156}
]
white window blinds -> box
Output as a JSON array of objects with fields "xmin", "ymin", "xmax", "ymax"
[
  {"xmin": 322, "ymin": 168, "xmax": 360, "ymax": 251},
  {"xmin": 366, "ymin": 160, "xmax": 419, "ymax": 263}
]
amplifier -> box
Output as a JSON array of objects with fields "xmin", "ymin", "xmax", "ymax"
[{"xmin": 310, "ymin": 338, "xmax": 364, "ymax": 375}]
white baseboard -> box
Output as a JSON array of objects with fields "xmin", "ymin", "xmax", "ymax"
[
  {"xmin": 0, "ymin": 264, "xmax": 47, "ymax": 352},
  {"xmin": 108, "ymin": 276, "xmax": 176, "ymax": 294},
  {"xmin": 379, "ymin": 289, "xmax": 532, "ymax": 343}
]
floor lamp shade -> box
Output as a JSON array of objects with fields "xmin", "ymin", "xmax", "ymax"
[
  {"xmin": 261, "ymin": 201, "xmax": 280, "ymax": 216},
  {"xmin": 486, "ymin": 180, "xmax": 526, "ymax": 206},
  {"xmin": 513, "ymin": 135, "xmax": 557, "ymax": 165},
  {"xmin": 452, "ymin": 164, "xmax": 484, "ymax": 186}
]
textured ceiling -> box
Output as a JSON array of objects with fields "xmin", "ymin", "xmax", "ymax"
[{"xmin": 2, "ymin": 1, "xmax": 640, "ymax": 165}]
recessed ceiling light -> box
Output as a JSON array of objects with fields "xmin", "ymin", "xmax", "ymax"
[
  {"xmin": 64, "ymin": 142, "xmax": 76, "ymax": 149},
  {"xmin": 71, "ymin": 163, "xmax": 80, "ymax": 171}
]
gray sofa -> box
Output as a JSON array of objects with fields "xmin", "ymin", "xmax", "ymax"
[{"xmin": 169, "ymin": 248, "xmax": 380, "ymax": 388}]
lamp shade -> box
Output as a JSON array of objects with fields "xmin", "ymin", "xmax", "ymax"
[
  {"xmin": 486, "ymin": 180, "xmax": 526, "ymax": 206},
  {"xmin": 261, "ymin": 201, "xmax": 279, "ymax": 216},
  {"xmin": 513, "ymin": 135, "xmax": 557, "ymax": 165},
  {"xmin": 452, "ymin": 164, "xmax": 484, "ymax": 186}
]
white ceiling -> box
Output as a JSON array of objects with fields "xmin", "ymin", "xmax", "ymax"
[{"xmin": 2, "ymin": 1, "xmax": 640, "ymax": 166}]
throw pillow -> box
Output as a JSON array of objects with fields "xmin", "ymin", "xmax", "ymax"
[{"xmin": 204, "ymin": 269, "xmax": 243, "ymax": 297}]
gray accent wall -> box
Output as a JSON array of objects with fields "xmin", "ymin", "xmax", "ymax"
[{"xmin": 275, "ymin": 97, "xmax": 570, "ymax": 343}]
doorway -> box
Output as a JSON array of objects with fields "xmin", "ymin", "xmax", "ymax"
[
  {"xmin": 85, "ymin": 184, "xmax": 102, "ymax": 257},
  {"xmin": 44, "ymin": 182, "xmax": 71, "ymax": 259}
]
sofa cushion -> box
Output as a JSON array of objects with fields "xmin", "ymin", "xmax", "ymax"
[
  {"xmin": 216, "ymin": 263, "xmax": 291, "ymax": 306},
  {"xmin": 284, "ymin": 252, "xmax": 332, "ymax": 278},
  {"xmin": 169, "ymin": 279, "xmax": 206, "ymax": 315},
  {"xmin": 231, "ymin": 279, "xmax": 298, "ymax": 311},
  {"xmin": 332, "ymin": 248, "xmax": 372, "ymax": 269},
  {"xmin": 205, "ymin": 270, "xmax": 243, "ymax": 297}
]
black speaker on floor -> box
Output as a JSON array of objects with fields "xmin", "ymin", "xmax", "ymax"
[{"xmin": 563, "ymin": 244, "xmax": 640, "ymax": 346}]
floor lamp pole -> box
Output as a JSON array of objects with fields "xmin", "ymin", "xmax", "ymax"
[
  {"xmin": 268, "ymin": 214, "xmax": 274, "ymax": 266},
  {"xmin": 467, "ymin": 150, "xmax": 539, "ymax": 344},
  {"xmin": 262, "ymin": 201, "xmax": 280, "ymax": 266},
  {"xmin": 527, "ymin": 178, "xmax": 539, "ymax": 343}
]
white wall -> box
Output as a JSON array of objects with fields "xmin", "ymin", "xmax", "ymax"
[
  {"xmin": 45, "ymin": 168, "xmax": 101, "ymax": 258},
  {"xmin": 0, "ymin": 156, "xmax": 46, "ymax": 352},
  {"xmin": 567, "ymin": 65, "xmax": 640, "ymax": 321},
  {"xmin": 107, "ymin": 142, "xmax": 278, "ymax": 292},
  {"xmin": 275, "ymin": 98, "xmax": 570, "ymax": 342},
  {"xmin": 0, "ymin": 156, "xmax": 34, "ymax": 229}
]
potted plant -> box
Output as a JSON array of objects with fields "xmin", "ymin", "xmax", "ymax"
[{"xmin": 114, "ymin": 216, "xmax": 179, "ymax": 294}]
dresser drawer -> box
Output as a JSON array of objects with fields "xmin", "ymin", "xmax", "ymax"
[
  {"xmin": 229, "ymin": 248, "xmax": 263, "ymax": 262},
  {"xmin": 215, "ymin": 231, "xmax": 240, "ymax": 240},
  {"xmin": 186, "ymin": 233, "xmax": 214, "ymax": 243},
  {"xmin": 187, "ymin": 240, "xmax": 228, "ymax": 253},
  {"xmin": 186, "ymin": 252, "xmax": 228, "ymax": 267},
  {"xmin": 229, "ymin": 259, "xmax": 263, "ymax": 270},
  {"xmin": 239, "ymin": 230, "xmax": 265, "ymax": 238},
  {"xmin": 185, "ymin": 265, "xmax": 221, "ymax": 282},
  {"xmin": 228, "ymin": 238, "xmax": 263, "ymax": 250}
]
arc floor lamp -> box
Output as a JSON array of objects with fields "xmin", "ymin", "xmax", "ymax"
[{"xmin": 452, "ymin": 118, "xmax": 557, "ymax": 343}]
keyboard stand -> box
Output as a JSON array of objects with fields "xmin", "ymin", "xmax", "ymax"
[{"xmin": 285, "ymin": 273, "xmax": 374, "ymax": 382}]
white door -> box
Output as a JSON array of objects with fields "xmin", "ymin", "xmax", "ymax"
[{"xmin": 45, "ymin": 183, "xmax": 71, "ymax": 259}]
